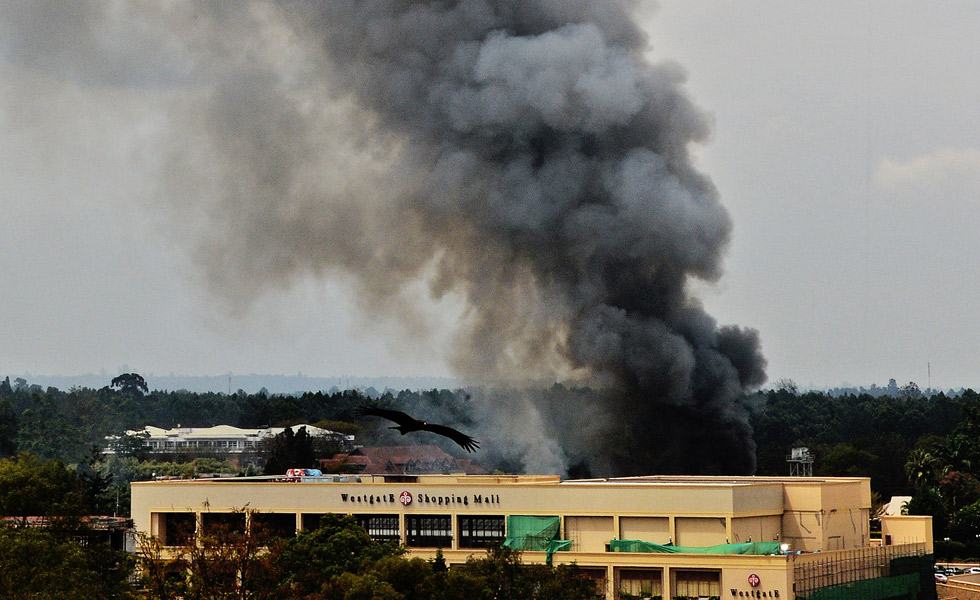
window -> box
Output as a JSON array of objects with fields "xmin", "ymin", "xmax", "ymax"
[
  {"xmin": 355, "ymin": 514, "xmax": 401, "ymax": 543},
  {"xmin": 252, "ymin": 513, "xmax": 296, "ymax": 540},
  {"xmin": 405, "ymin": 515, "xmax": 452, "ymax": 548},
  {"xmin": 201, "ymin": 512, "xmax": 247, "ymax": 537},
  {"xmin": 673, "ymin": 570, "xmax": 720, "ymax": 599},
  {"xmin": 618, "ymin": 569, "xmax": 662, "ymax": 599},
  {"xmin": 458, "ymin": 516, "xmax": 505, "ymax": 548},
  {"xmin": 577, "ymin": 568, "xmax": 607, "ymax": 598},
  {"xmin": 302, "ymin": 513, "xmax": 326, "ymax": 531},
  {"xmin": 162, "ymin": 512, "xmax": 196, "ymax": 546}
]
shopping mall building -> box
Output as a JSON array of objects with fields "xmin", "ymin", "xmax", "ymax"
[{"xmin": 131, "ymin": 473, "xmax": 934, "ymax": 600}]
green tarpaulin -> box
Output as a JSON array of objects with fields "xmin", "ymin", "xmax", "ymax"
[
  {"xmin": 609, "ymin": 539, "xmax": 783, "ymax": 555},
  {"xmin": 502, "ymin": 516, "xmax": 572, "ymax": 565}
]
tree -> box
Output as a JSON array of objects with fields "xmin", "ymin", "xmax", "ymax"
[
  {"xmin": 137, "ymin": 508, "xmax": 277, "ymax": 600},
  {"xmin": 0, "ymin": 398, "xmax": 17, "ymax": 458},
  {"xmin": 0, "ymin": 453, "xmax": 83, "ymax": 522},
  {"xmin": 110, "ymin": 431, "xmax": 151, "ymax": 460},
  {"xmin": 111, "ymin": 373, "xmax": 148, "ymax": 398},
  {"xmin": 905, "ymin": 448, "xmax": 941, "ymax": 490},
  {"xmin": 450, "ymin": 547, "xmax": 596, "ymax": 600},
  {"xmin": 939, "ymin": 471, "xmax": 980, "ymax": 518},
  {"xmin": 950, "ymin": 499, "xmax": 980, "ymax": 541},
  {"xmin": 774, "ymin": 378, "xmax": 798, "ymax": 395},
  {"xmin": 0, "ymin": 525, "xmax": 134, "ymax": 599},
  {"xmin": 899, "ymin": 381, "xmax": 922, "ymax": 401},
  {"xmin": 273, "ymin": 514, "xmax": 403, "ymax": 595},
  {"xmin": 262, "ymin": 427, "xmax": 316, "ymax": 475}
]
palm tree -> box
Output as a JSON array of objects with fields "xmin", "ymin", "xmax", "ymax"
[{"xmin": 905, "ymin": 448, "xmax": 941, "ymax": 490}]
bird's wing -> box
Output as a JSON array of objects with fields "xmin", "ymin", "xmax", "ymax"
[
  {"xmin": 354, "ymin": 406, "xmax": 416, "ymax": 426},
  {"xmin": 420, "ymin": 422, "xmax": 480, "ymax": 452}
]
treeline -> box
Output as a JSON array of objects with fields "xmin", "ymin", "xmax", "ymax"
[
  {"xmin": 5, "ymin": 374, "xmax": 980, "ymax": 520},
  {"xmin": 749, "ymin": 386, "xmax": 980, "ymax": 557},
  {"xmin": 0, "ymin": 375, "xmax": 470, "ymax": 466},
  {"xmin": 749, "ymin": 386, "xmax": 964, "ymax": 496}
]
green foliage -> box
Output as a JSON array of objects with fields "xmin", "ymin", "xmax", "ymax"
[
  {"xmin": 0, "ymin": 453, "xmax": 135, "ymax": 596},
  {"xmin": 0, "ymin": 453, "xmax": 83, "ymax": 520},
  {"xmin": 323, "ymin": 572, "xmax": 402, "ymax": 600},
  {"xmin": 111, "ymin": 373, "xmax": 148, "ymax": 397},
  {"xmin": 939, "ymin": 471, "xmax": 980, "ymax": 515},
  {"xmin": 0, "ymin": 397, "xmax": 16, "ymax": 458},
  {"xmin": 906, "ymin": 485, "xmax": 948, "ymax": 539},
  {"xmin": 950, "ymin": 499, "xmax": 980, "ymax": 540},
  {"xmin": 749, "ymin": 388, "xmax": 962, "ymax": 497},
  {"xmin": 110, "ymin": 431, "xmax": 151, "ymax": 460},
  {"xmin": 262, "ymin": 426, "xmax": 316, "ymax": 475},
  {"xmin": 450, "ymin": 547, "xmax": 596, "ymax": 600},
  {"xmin": 819, "ymin": 443, "xmax": 879, "ymax": 478},
  {"xmin": 274, "ymin": 514, "xmax": 404, "ymax": 594},
  {"xmin": 0, "ymin": 525, "xmax": 135, "ymax": 599},
  {"xmin": 15, "ymin": 393, "xmax": 89, "ymax": 462},
  {"xmin": 101, "ymin": 455, "xmax": 238, "ymax": 483},
  {"xmin": 313, "ymin": 419, "xmax": 361, "ymax": 435},
  {"xmin": 0, "ymin": 376, "xmax": 484, "ymax": 470},
  {"xmin": 905, "ymin": 448, "xmax": 942, "ymax": 490}
]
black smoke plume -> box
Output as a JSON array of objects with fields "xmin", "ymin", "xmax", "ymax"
[{"xmin": 0, "ymin": 1, "xmax": 766, "ymax": 475}]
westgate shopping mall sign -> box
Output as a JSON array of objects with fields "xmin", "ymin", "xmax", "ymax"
[{"xmin": 339, "ymin": 490, "xmax": 501, "ymax": 507}]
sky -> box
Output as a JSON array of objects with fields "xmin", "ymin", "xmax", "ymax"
[{"xmin": 1, "ymin": 1, "xmax": 978, "ymax": 391}]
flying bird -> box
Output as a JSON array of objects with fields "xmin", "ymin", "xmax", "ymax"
[{"xmin": 354, "ymin": 406, "xmax": 480, "ymax": 452}]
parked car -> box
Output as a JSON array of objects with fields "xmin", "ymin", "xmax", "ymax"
[
  {"xmin": 935, "ymin": 573, "xmax": 948, "ymax": 583},
  {"xmin": 970, "ymin": 567, "xmax": 980, "ymax": 574}
]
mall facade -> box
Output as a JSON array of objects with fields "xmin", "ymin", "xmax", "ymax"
[{"xmin": 131, "ymin": 473, "xmax": 934, "ymax": 600}]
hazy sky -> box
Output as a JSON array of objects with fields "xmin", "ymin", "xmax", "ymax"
[{"xmin": 1, "ymin": 1, "xmax": 978, "ymax": 390}]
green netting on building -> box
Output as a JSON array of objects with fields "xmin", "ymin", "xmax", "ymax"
[
  {"xmin": 501, "ymin": 516, "xmax": 572, "ymax": 565},
  {"xmin": 799, "ymin": 573, "xmax": 920, "ymax": 600},
  {"xmin": 609, "ymin": 539, "xmax": 782, "ymax": 555}
]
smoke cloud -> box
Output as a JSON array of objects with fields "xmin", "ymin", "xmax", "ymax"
[{"xmin": 2, "ymin": 1, "xmax": 766, "ymax": 475}]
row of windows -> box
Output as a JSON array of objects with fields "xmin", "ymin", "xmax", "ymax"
[
  {"xmin": 160, "ymin": 513, "xmax": 508, "ymax": 549},
  {"xmin": 150, "ymin": 440, "xmax": 254, "ymax": 449},
  {"xmin": 580, "ymin": 568, "xmax": 720, "ymax": 599}
]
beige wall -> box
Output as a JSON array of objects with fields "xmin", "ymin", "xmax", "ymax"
[
  {"xmin": 565, "ymin": 516, "xmax": 614, "ymax": 552},
  {"xmin": 675, "ymin": 516, "xmax": 727, "ymax": 547},
  {"xmin": 731, "ymin": 515, "xmax": 782, "ymax": 545},
  {"xmin": 881, "ymin": 515, "xmax": 934, "ymax": 553},
  {"xmin": 823, "ymin": 508, "xmax": 870, "ymax": 550},
  {"xmin": 619, "ymin": 516, "xmax": 670, "ymax": 543},
  {"xmin": 723, "ymin": 563, "xmax": 794, "ymax": 598}
]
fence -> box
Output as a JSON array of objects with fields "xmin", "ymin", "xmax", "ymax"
[{"xmin": 792, "ymin": 543, "xmax": 928, "ymax": 598}]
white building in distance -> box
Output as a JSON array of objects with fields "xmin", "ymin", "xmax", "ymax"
[{"xmin": 104, "ymin": 424, "xmax": 354, "ymax": 463}]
